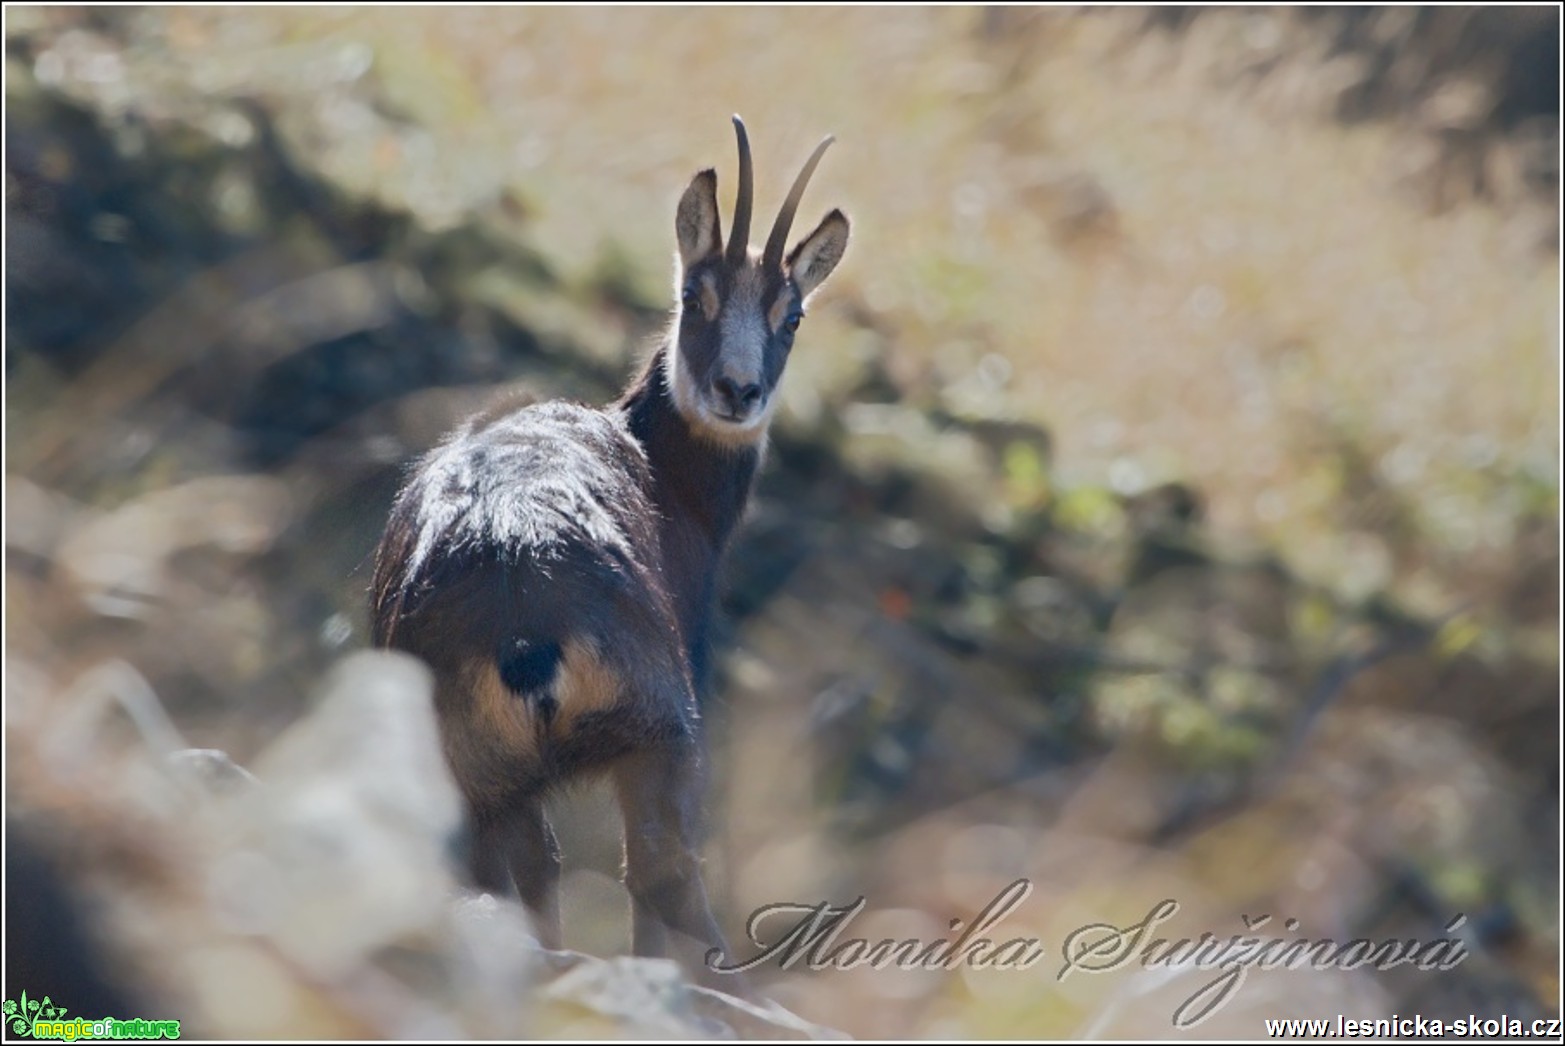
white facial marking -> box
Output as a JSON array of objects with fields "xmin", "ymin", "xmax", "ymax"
[{"xmin": 665, "ymin": 322, "xmax": 707, "ymax": 428}]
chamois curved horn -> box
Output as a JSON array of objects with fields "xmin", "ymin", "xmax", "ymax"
[
  {"xmin": 763, "ymin": 134, "xmax": 834, "ymax": 272},
  {"xmin": 726, "ymin": 115, "xmax": 754, "ymax": 265}
]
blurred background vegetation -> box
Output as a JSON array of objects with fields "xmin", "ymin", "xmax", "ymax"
[{"xmin": 5, "ymin": 5, "xmax": 1558, "ymax": 1038}]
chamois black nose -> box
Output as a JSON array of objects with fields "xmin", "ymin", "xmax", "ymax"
[{"xmin": 713, "ymin": 375, "xmax": 763, "ymax": 416}]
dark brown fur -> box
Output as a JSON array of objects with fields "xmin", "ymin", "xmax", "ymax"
[{"xmin": 369, "ymin": 119, "xmax": 849, "ymax": 986}]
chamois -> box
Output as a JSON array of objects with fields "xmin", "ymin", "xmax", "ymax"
[{"xmin": 369, "ymin": 117, "xmax": 849, "ymax": 982}]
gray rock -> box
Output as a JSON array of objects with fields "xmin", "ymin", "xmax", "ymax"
[
  {"xmin": 213, "ymin": 651, "xmax": 464, "ymax": 978},
  {"xmin": 444, "ymin": 894, "xmax": 545, "ymax": 1035},
  {"xmin": 539, "ymin": 953, "xmax": 845, "ymax": 1040},
  {"xmin": 168, "ymin": 748, "xmax": 261, "ymax": 795},
  {"xmin": 545, "ymin": 955, "xmax": 718, "ymax": 1037}
]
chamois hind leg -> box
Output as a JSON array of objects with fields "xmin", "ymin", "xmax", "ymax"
[
  {"xmin": 470, "ymin": 795, "xmax": 563, "ymax": 950},
  {"xmin": 611, "ymin": 738, "xmax": 735, "ymax": 990}
]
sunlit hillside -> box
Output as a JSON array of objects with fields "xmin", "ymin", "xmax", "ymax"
[{"xmin": 138, "ymin": 7, "xmax": 1558, "ymax": 592}]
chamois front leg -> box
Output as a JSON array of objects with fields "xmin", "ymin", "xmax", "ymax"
[
  {"xmin": 469, "ymin": 795, "xmax": 563, "ymax": 950},
  {"xmin": 612, "ymin": 740, "xmax": 736, "ymax": 991}
]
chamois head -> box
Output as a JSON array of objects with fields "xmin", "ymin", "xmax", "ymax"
[{"xmin": 666, "ymin": 116, "xmax": 850, "ymax": 445}]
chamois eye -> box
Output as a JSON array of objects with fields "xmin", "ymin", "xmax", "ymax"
[
  {"xmin": 681, "ymin": 287, "xmax": 699, "ymax": 312},
  {"xmin": 784, "ymin": 313, "xmax": 802, "ymax": 334}
]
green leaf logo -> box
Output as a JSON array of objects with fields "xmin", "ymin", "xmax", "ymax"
[
  {"xmin": 7, "ymin": 990, "xmax": 36, "ymax": 1037},
  {"xmin": 2, "ymin": 991, "xmax": 80, "ymax": 1037}
]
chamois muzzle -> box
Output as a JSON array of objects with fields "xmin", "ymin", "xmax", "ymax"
[{"xmin": 711, "ymin": 375, "xmax": 763, "ymax": 419}]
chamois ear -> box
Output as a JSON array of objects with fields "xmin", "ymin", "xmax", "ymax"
[
  {"xmin": 675, "ymin": 169, "xmax": 722, "ymax": 271},
  {"xmin": 786, "ymin": 208, "xmax": 850, "ymax": 299}
]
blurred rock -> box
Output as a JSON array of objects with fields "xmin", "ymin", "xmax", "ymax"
[
  {"xmin": 545, "ymin": 956, "xmax": 724, "ymax": 1037},
  {"xmin": 539, "ymin": 955, "xmax": 841, "ymax": 1039},
  {"xmin": 442, "ymin": 894, "xmax": 545, "ymax": 1035},
  {"xmin": 56, "ymin": 475, "xmax": 294, "ymax": 617},
  {"xmin": 167, "ymin": 748, "xmax": 261, "ymax": 796},
  {"xmin": 4, "ymin": 474, "xmax": 81, "ymax": 564},
  {"xmin": 687, "ymin": 987, "xmax": 853, "ymax": 1041},
  {"xmin": 219, "ymin": 650, "xmax": 463, "ymax": 979}
]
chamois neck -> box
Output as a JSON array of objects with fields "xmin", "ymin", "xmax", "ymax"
[{"xmin": 616, "ymin": 343, "xmax": 760, "ymax": 554}]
